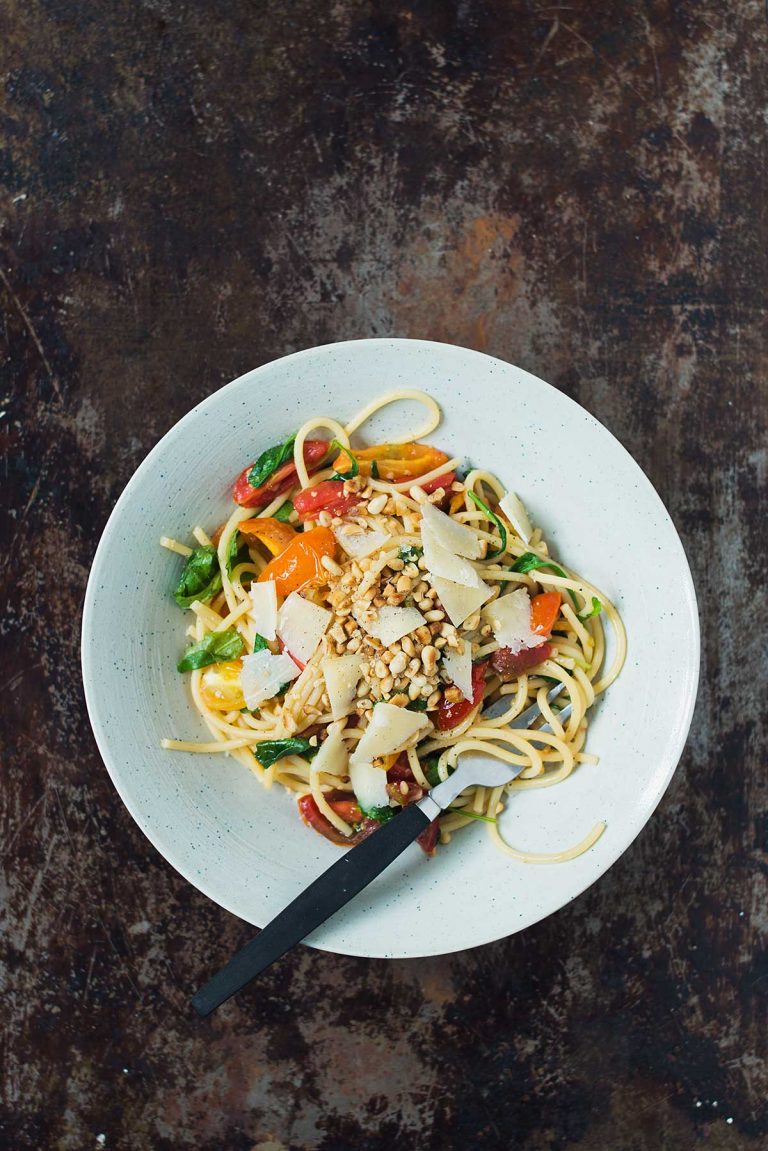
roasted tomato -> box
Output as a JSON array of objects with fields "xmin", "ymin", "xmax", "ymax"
[
  {"xmin": 530, "ymin": 592, "xmax": 561, "ymax": 636},
  {"xmin": 436, "ymin": 661, "xmax": 487, "ymax": 731},
  {"xmin": 490, "ymin": 643, "xmax": 552, "ymax": 680},
  {"xmin": 334, "ymin": 442, "xmax": 450, "ymax": 482},
  {"xmin": 237, "ymin": 517, "xmax": 295, "ymax": 556},
  {"xmin": 293, "ymin": 480, "xmax": 361, "ymax": 522},
  {"xmin": 298, "ymin": 791, "xmax": 378, "ymax": 846},
  {"xmin": 257, "ymin": 526, "xmax": 336, "ymax": 596},
  {"xmin": 386, "ymin": 754, "xmax": 438, "ymax": 856},
  {"xmin": 233, "ymin": 440, "xmax": 328, "ymax": 509}
]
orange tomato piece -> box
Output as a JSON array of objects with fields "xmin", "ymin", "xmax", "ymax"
[
  {"xmin": 238, "ymin": 517, "xmax": 295, "ymax": 557},
  {"xmin": 333, "ymin": 442, "xmax": 449, "ymax": 481},
  {"xmin": 257, "ymin": 526, "xmax": 336, "ymax": 595},
  {"xmin": 530, "ymin": 592, "xmax": 562, "ymax": 636},
  {"xmin": 199, "ymin": 660, "xmax": 245, "ymax": 711}
]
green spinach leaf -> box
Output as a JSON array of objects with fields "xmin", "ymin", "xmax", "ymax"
[
  {"xmin": 579, "ymin": 596, "xmax": 603, "ymax": 621},
  {"xmin": 247, "ymin": 434, "xmax": 296, "ymax": 489},
  {"xmin": 361, "ymin": 805, "xmax": 395, "ymax": 825},
  {"xmin": 398, "ymin": 545, "xmax": 424, "ymax": 564},
  {"xmin": 173, "ymin": 546, "xmax": 222, "ymax": 608},
  {"xmin": 253, "ymin": 738, "xmax": 318, "ymax": 769},
  {"xmin": 511, "ymin": 552, "xmax": 579, "ymax": 608},
  {"xmin": 273, "ymin": 500, "xmax": 294, "ymax": 522},
  {"xmin": 177, "ymin": 628, "xmax": 244, "ymax": 672}
]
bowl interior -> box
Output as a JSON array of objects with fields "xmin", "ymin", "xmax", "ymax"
[{"xmin": 82, "ymin": 339, "xmax": 699, "ymax": 958}]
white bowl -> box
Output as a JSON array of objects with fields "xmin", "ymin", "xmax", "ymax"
[{"xmin": 82, "ymin": 339, "xmax": 699, "ymax": 958}]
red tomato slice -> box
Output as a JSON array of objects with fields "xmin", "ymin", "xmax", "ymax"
[
  {"xmin": 385, "ymin": 755, "xmax": 438, "ymax": 855},
  {"xmin": 420, "ymin": 470, "xmax": 456, "ymax": 494},
  {"xmin": 436, "ymin": 661, "xmax": 487, "ymax": 731},
  {"xmin": 490, "ymin": 643, "xmax": 552, "ymax": 679},
  {"xmin": 293, "ymin": 480, "xmax": 361, "ymax": 522},
  {"xmin": 233, "ymin": 440, "xmax": 328, "ymax": 509},
  {"xmin": 297, "ymin": 791, "xmax": 378, "ymax": 846},
  {"xmin": 417, "ymin": 819, "xmax": 439, "ymax": 855}
]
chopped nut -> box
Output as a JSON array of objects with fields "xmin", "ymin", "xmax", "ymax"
[
  {"xmin": 434, "ymin": 636, "xmax": 447, "ymax": 649},
  {"xmin": 464, "ymin": 612, "xmax": 481, "ymax": 631},
  {"xmin": 330, "ymin": 622, "xmax": 347, "ymax": 644},
  {"xmin": 373, "ymin": 595, "xmax": 386, "ymax": 608},
  {"xmin": 321, "ymin": 554, "xmax": 343, "ymax": 575},
  {"xmin": 451, "ymin": 481, "xmax": 465, "ymax": 492},
  {"xmin": 421, "ymin": 645, "xmax": 438, "ymax": 674},
  {"xmin": 444, "ymin": 686, "xmax": 462, "ymax": 704},
  {"xmin": 381, "ymin": 675, "xmax": 394, "ymax": 694},
  {"xmin": 347, "ymin": 635, "xmax": 362, "ymax": 653},
  {"xmin": 427, "ymin": 689, "xmax": 442, "ymax": 709},
  {"xmin": 396, "ymin": 574, "xmax": 413, "ymax": 594},
  {"xmin": 390, "ymin": 692, "xmax": 409, "ymax": 707},
  {"xmin": 380, "ymin": 649, "xmax": 393, "ymax": 665},
  {"xmin": 389, "ymin": 651, "xmax": 408, "ymax": 676},
  {"xmin": 388, "ymin": 557, "xmax": 404, "ymax": 571},
  {"xmin": 416, "ymin": 626, "xmax": 432, "ymax": 645},
  {"xmin": 417, "ymin": 598, "xmax": 432, "ymax": 611},
  {"xmin": 357, "ymin": 678, "xmax": 370, "ymax": 697},
  {"xmin": 374, "ymin": 659, "xmax": 388, "ymax": 679}
]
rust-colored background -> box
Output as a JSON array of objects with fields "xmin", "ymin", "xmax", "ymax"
[{"xmin": 2, "ymin": 2, "xmax": 767, "ymax": 1149}]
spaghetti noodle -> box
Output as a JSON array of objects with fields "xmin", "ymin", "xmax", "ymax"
[{"xmin": 160, "ymin": 390, "xmax": 626, "ymax": 861}]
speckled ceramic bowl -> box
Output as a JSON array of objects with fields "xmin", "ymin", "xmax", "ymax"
[{"xmin": 81, "ymin": 339, "xmax": 699, "ymax": 958}]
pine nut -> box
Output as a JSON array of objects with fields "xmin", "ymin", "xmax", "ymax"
[
  {"xmin": 401, "ymin": 636, "xmax": 415, "ymax": 656},
  {"xmin": 318, "ymin": 510, "xmax": 332, "ymax": 527},
  {"xmin": 321, "ymin": 554, "xmax": 343, "ymax": 575},
  {"xmin": 381, "ymin": 675, "xmax": 394, "ymax": 694},
  {"xmin": 427, "ymin": 689, "xmax": 442, "ymax": 709},
  {"xmin": 388, "ymin": 652, "xmax": 408, "ymax": 676},
  {"xmin": 421, "ymin": 645, "xmax": 438, "ymax": 674},
  {"xmin": 396, "ymin": 574, "xmax": 413, "ymax": 594},
  {"xmin": 367, "ymin": 493, "xmax": 388, "ymax": 515},
  {"xmin": 409, "ymin": 485, "xmax": 427, "ymax": 503},
  {"xmin": 375, "ymin": 659, "xmax": 388, "ymax": 678}
]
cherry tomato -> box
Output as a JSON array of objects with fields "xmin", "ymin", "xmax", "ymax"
[
  {"xmin": 530, "ymin": 592, "xmax": 562, "ymax": 636},
  {"xmin": 419, "ymin": 470, "xmax": 456, "ymax": 495},
  {"xmin": 417, "ymin": 819, "xmax": 439, "ymax": 855},
  {"xmin": 490, "ymin": 643, "xmax": 552, "ymax": 680},
  {"xmin": 297, "ymin": 791, "xmax": 378, "ymax": 846},
  {"xmin": 199, "ymin": 660, "xmax": 245, "ymax": 711},
  {"xmin": 335, "ymin": 442, "xmax": 450, "ymax": 481},
  {"xmin": 385, "ymin": 755, "xmax": 438, "ymax": 855},
  {"xmin": 233, "ymin": 440, "xmax": 328, "ymax": 508},
  {"xmin": 436, "ymin": 661, "xmax": 487, "ymax": 731},
  {"xmin": 238, "ymin": 517, "xmax": 296, "ymax": 557},
  {"xmin": 293, "ymin": 480, "xmax": 361, "ymax": 522},
  {"xmin": 257, "ymin": 526, "xmax": 336, "ymax": 596}
]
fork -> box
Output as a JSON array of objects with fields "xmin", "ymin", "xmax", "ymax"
[{"xmin": 191, "ymin": 684, "xmax": 569, "ymax": 1017}]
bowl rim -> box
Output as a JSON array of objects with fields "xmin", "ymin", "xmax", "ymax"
[{"xmin": 82, "ymin": 337, "xmax": 700, "ymax": 956}]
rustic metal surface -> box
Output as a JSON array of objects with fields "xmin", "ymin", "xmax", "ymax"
[{"xmin": 1, "ymin": 1, "xmax": 766, "ymax": 1148}]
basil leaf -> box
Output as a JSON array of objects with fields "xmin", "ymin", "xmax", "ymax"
[
  {"xmin": 407, "ymin": 698, "xmax": 428, "ymax": 711},
  {"xmin": 247, "ymin": 434, "xmax": 296, "ymax": 489},
  {"xmin": 398, "ymin": 545, "xmax": 423, "ymax": 563},
  {"xmin": 579, "ymin": 596, "xmax": 603, "ymax": 621},
  {"xmin": 273, "ymin": 500, "xmax": 294, "ymax": 523},
  {"xmin": 329, "ymin": 439, "xmax": 359, "ymax": 481},
  {"xmin": 173, "ymin": 546, "xmax": 222, "ymax": 608},
  {"xmin": 253, "ymin": 738, "xmax": 318, "ymax": 769},
  {"xmin": 370, "ymin": 460, "xmax": 380, "ymax": 480},
  {"xmin": 177, "ymin": 628, "xmax": 244, "ymax": 672},
  {"xmin": 448, "ymin": 808, "xmax": 497, "ymax": 824},
  {"xmin": 252, "ymin": 633, "xmax": 270, "ymax": 652},
  {"xmin": 467, "ymin": 490, "xmax": 507, "ymax": 559},
  {"xmin": 511, "ymin": 552, "xmax": 579, "ymax": 608},
  {"xmin": 361, "ymin": 804, "xmax": 395, "ymax": 825}
]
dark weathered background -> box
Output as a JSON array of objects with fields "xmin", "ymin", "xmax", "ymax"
[{"xmin": 1, "ymin": 1, "xmax": 766, "ymax": 1148}]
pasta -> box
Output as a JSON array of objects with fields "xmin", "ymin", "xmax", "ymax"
[{"xmin": 160, "ymin": 390, "xmax": 626, "ymax": 861}]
